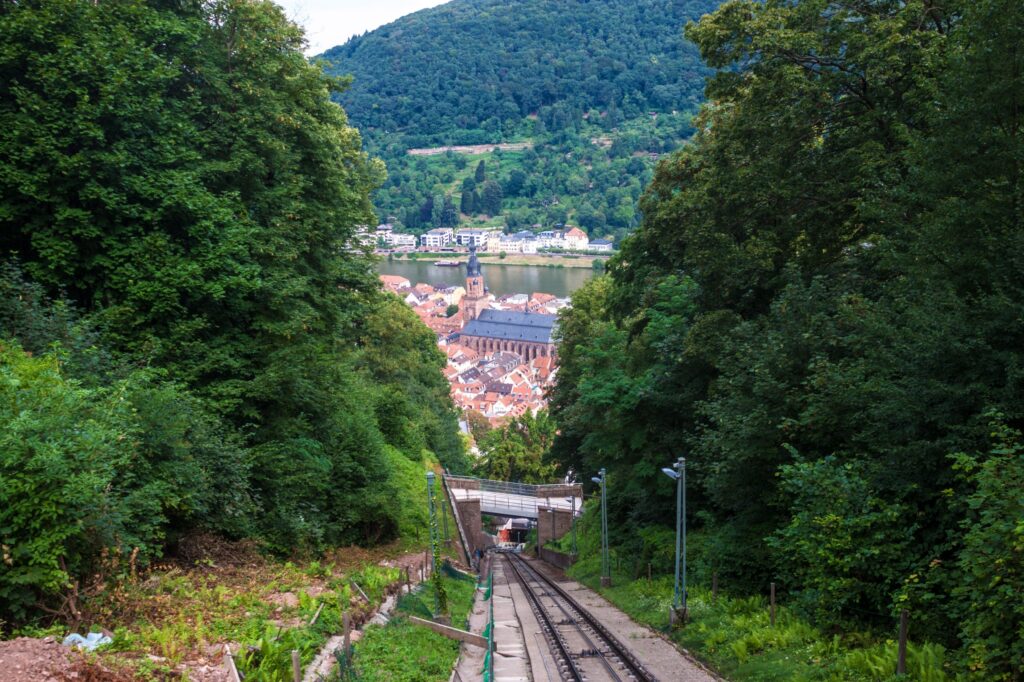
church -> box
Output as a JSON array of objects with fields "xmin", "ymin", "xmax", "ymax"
[{"xmin": 458, "ymin": 246, "xmax": 557, "ymax": 361}]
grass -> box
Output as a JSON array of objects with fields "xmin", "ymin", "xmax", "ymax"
[
  {"xmin": 352, "ymin": 565, "xmax": 479, "ymax": 682},
  {"xmin": 566, "ymin": 551, "xmax": 952, "ymax": 681}
]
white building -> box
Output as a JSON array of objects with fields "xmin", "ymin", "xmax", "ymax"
[
  {"xmin": 589, "ymin": 238, "xmax": 614, "ymax": 252},
  {"xmin": 537, "ymin": 230, "xmax": 566, "ymax": 249},
  {"xmin": 563, "ymin": 226, "xmax": 589, "ymax": 251},
  {"xmin": 456, "ymin": 228, "xmax": 492, "ymax": 248},
  {"xmin": 420, "ymin": 228, "xmax": 454, "ymax": 249},
  {"xmin": 389, "ymin": 233, "xmax": 418, "ymax": 249}
]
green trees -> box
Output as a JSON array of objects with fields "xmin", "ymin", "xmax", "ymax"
[
  {"xmin": 320, "ymin": 0, "xmax": 714, "ymax": 237},
  {"xmin": 548, "ymin": 0, "xmax": 1024, "ymax": 673},
  {"xmin": 479, "ymin": 180, "xmax": 504, "ymax": 216},
  {"xmin": 0, "ymin": 0, "xmax": 464, "ymax": 626},
  {"xmin": 475, "ymin": 410, "xmax": 558, "ymax": 484},
  {"xmin": 321, "ymin": 0, "xmax": 716, "ymax": 144}
]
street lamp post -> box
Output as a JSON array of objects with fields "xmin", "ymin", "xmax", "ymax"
[
  {"xmin": 591, "ymin": 468, "xmax": 610, "ymax": 587},
  {"xmin": 661, "ymin": 457, "xmax": 686, "ymax": 626},
  {"xmin": 566, "ymin": 495, "xmax": 578, "ymax": 556}
]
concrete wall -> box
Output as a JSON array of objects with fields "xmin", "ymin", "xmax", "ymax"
[
  {"xmin": 442, "ymin": 478, "xmax": 473, "ymax": 567},
  {"xmin": 455, "ymin": 498, "xmax": 492, "ymax": 558},
  {"xmin": 539, "ymin": 547, "xmax": 577, "ymax": 570},
  {"xmin": 536, "ymin": 505, "xmax": 574, "ymax": 549}
]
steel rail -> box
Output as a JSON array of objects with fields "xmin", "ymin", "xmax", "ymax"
[
  {"xmin": 501, "ymin": 553, "xmax": 585, "ymax": 682},
  {"xmin": 507, "ymin": 553, "xmax": 625, "ymax": 682},
  {"xmin": 509, "ymin": 553, "xmax": 658, "ymax": 682}
]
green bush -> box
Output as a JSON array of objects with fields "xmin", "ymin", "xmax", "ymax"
[{"xmin": 0, "ymin": 344, "xmax": 132, "ymax": 619}]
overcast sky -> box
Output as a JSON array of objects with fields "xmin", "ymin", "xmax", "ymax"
[{"xmin": 277, "ymin": 0, "xmax": 449, "ymax": 55}]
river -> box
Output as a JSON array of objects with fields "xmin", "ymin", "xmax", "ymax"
[{"xmin": 376, "ymin": 259, "xmax": 595, "ymax": 299}]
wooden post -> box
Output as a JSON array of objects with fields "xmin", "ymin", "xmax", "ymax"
[
  {"xmin": 343, "ymin": 611, "xmax": 351, "ymax": 663},
  {"xmin": 770, "ymin": 582, "xmax": 776, "ymax": 626},
  {"xmin": 351, "ymin": 580, "xmax": 370, "ymax": 603},
  {"xmin": 712, "ymin": 572, "xmax": 718, "ymax": 604},
  {"xmin": 897, "ymin": 609, "xmax": 909, "ymax": 675},
  {"xmin": 647, "ymin": 563, "xmax": 652, "ymax": 581},
  {"xmin": 405, "ymin": 567, "xmax": 411, "ymax": 592},
  {"xmin": 291, "ymin": 649, "xmax": 301, "ymax": 682},
  {"xmin": 224, "ymin": 645, "xmax": 241, "ymax": 682}
]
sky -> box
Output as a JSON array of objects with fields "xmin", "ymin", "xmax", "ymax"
[{"xmin": 276, "ymin": 0, "xmax": 449, "ymax": 55}]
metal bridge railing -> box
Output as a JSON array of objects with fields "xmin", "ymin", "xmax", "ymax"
[
  {"xmin": 475, "ymin": 493, "xmax": 579, "ymax": 516},
  {"xmin": 444, "ymin": 474, "xmax": 578, "ymax": 497}
]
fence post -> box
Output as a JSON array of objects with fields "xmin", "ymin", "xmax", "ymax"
[
  {"xmin": 343, "ymin": 611, "xmax": 351, "ymax": 663},
  {"xmin": 770, "ymin": 582, "xmax": 776, "ymax": 626},
  {"xmin": 291, "ymin": 649, "xmax": 301, "ymax": 682},
  {"xmin": 712, "ymin": 571, "xmax": 718, "ymax": 604},
  {"xmin": 897, "ymin": 609, "xmax": 909, "ymax": 675}
]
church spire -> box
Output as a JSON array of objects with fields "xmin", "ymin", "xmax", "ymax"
[{"xmin": 466, "ymin": 243, "xmax": 482, "ymax": 277}]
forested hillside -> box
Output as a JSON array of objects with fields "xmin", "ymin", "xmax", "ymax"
[
  {"xmin": 550, "ymin": 0, "xmax": 1023, "ymax": 677},
  {"xmin": 320, "ymin": 0, "xmax": 721, "ymax": 240},
  {"xmin": 0, "ymin": 0, "xmax": 466, "ymax": 627}
]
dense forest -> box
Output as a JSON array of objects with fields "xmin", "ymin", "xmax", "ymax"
[
  {"xmin": 320, "ymin": 0, "xmax": 721, "ymax": 240},
  {"xmin": 550, "ymin": 0, "xmax": 1023, "ymax": 677},
  {"xmin": 0, "ymin": 0, "xmax": 466, "ymax": 627}
]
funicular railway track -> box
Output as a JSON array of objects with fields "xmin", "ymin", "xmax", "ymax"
[{"xmin": 500, "ymin": 551, "xmax": 658, "ymax": 682}]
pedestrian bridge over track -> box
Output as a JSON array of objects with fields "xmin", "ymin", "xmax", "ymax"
[
  {"xmin": 444, "ymin": 475, "xmax": 582, "ymax": 519},
  {"xmin": 441, "ymin": 474, "xmax": 583, "ymax": 570}
]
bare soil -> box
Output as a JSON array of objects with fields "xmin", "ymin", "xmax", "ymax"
[{"xmin": 0, "ymin": 637, "xmax": 133, "ymax": 682}]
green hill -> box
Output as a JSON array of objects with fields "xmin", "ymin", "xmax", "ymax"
[{"xmin": 320, "ymin": 0, "xmax": 722, "ymax": 241}]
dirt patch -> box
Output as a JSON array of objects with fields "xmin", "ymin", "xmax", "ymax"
[
  {"xmin": 0, "ymin": 637, "xmax": 132, "ymax": 682},
  {"xmin": 266, "ymin": 591, "xmax": 299, "ymax": 608},
  {"xmin": 172, "ymin": 531, "xmax": 263, "ymax": 569}
]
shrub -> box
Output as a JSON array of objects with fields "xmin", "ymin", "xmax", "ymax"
[{"xmin": 0, "ymin": 344, "xmax": 147, "ymax": 621}]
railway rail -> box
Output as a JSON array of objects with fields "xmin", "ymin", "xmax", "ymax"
[{"xmin": 500, "ymin": 551, "xmax": 658, "ymax": 682}]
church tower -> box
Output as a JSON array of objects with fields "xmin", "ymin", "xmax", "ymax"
[{"xmin": 463, "ymin": 244, "xmax": 487, "ymax": 323}]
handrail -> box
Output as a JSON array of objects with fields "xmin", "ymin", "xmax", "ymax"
[
  {"xmin": 451, "ymin": 490, "xmax": 582, "ymax": 516},
  {"xmin": 445, "ymin": 474, "xmax": 581, "ymax": 496}
]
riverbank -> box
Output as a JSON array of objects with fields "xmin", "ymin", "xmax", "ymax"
[{"xmin": 382, "ymin": 252, "xmax": 606, "ymax": 269}]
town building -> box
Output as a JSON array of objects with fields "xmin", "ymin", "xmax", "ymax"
[
  {"xmin": 589, "ymin": 238, "xmax": 614, "ymax": 252},
  {"xmin": 563, "ymin": 226, "xmax": 589, "ymax": 250},
  {"xmin": 462, "ymin": 245, "xmax": 489, "ymax": 323},
  {"xmin": 455, "ymin": 228, "xmax": 493, "ymax": 248},
  {"xmin": 389, "ymin": 233, "xmax": 418, "ymax": 249},
  {"xmin": 420, "ymin": 227, "xmax": 454, "ymax": 249}
]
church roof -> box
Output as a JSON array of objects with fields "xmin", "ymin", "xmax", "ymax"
[{"xmin": 461, "ymin": 309, "xmax": 557, "ymax": 344}]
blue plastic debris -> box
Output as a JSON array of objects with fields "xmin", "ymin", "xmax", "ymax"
[{"xmin": 62, "ymin": 632, "xmax": 112, "ymax": 651}]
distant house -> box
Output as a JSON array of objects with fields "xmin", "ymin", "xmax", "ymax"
[
  {"xmin": 563, "ymin": 226, "xmax": 589, "ymax": 251},
  {"xmin": 389, "ymin": 233, "xmax": 418, "ymax": 249},
  {"xmin": 421, "ymin": 228, "xmax": 454, "ymax": 249},
  {"xmin": 589, "ymin": 238, "xmax": 614, "ymax": 253},
  {"xmin": 379, "ymin": 274, "xmax": 411, "ymax": 291},
  {"xmin": 455, "ymin": 228, "xmax": 491, "ymax": 248},
  {"xmin": 537, "ymin": 230, "xmax": 566, "ymax": 249}
]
